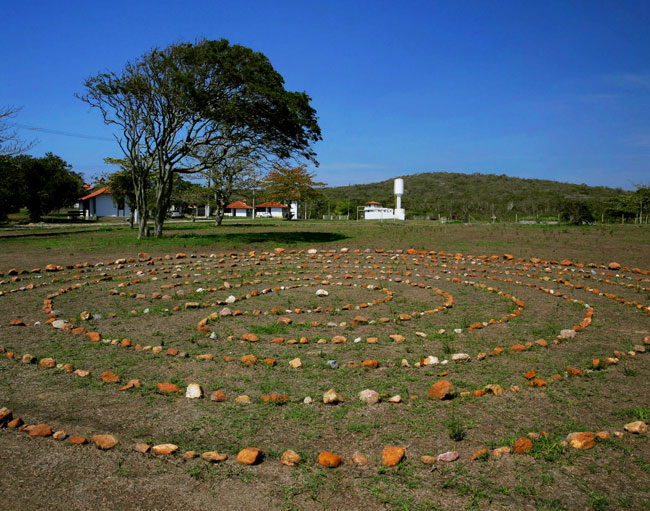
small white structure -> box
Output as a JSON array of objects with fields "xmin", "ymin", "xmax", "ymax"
[
  {"xmin": 289, "ymin": 201, "xmax": 298, "ymax": 219},
  {"xmin": 394, "ymin": 178, "xmax": 405, "ymax": 220},
  {"xmin": 224, "ymin": 200, "xmax": 253, "ymax": 217},
  {"xmin": 79, "ymin": 187, "xmax": 130, "ymax": 218},
  {"xmin": 255, "ymin": 201, "xmax": 288, "ymax": 218},
  {"xmin": 363, "ymin": 201, "xmax": 395, "ymax": 220},
  {"xmin": 362, "ymin": 179, "xmax": 406, "ymax": 220}
]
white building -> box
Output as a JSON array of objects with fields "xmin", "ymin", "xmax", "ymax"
[
  {"xmin": 79, "ymin": 187, "xmax": 130, "ymax": 218},
  {"xmin": 255, "ymin": 201, "xmax": 289, "ymax": 218},
  {"xmin": 224, "ymin": 200, "xmax": 253, "ymax": 217},
  {"xmin": 363, "ymin": 179, "xmax": 405, "ymax": 220},
  {"xmin": 364, "ymin": 201, "xmax": 397, "ymax": 220}
]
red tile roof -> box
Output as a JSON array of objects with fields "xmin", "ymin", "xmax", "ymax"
[
  {"xmin": 225, "ymin": 201, "xmax": 253, "ymax": 209},
  {"xmin": 365, "ymin": 201, "xmax": 381, "ymax": 205},
  {"xmin": 256, "ymin": 202, "xmax": 288, "ymax": 208},
  {"xmin": 79, "ymin": 187, "xmax": 111, "ymax": 201}
]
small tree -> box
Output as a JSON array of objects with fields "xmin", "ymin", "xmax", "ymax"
[
  {"xmin": 0, "ymin": 155, "xmax": 27, "ymax": 220},
  {"xmin": 560, "ymin": 198, "xmax": 594, "ymax": 225},
  {"xmin": 104, "ymin": 157, "xmax": 139, "ymax": 228},
  {"xmin": 14, "ymin": 153, "xmax": 84, "ymax": 222},
  {"xmin": 263, "ymin": 165, "xmax": 325, "ymax": 219}
]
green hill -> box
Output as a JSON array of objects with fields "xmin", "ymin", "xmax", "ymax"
[{"xmin": 319, "ymin": 171, "xmax": 624, "ymax": 221}]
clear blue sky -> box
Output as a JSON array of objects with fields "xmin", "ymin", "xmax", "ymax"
[{"xmin": 2, "ymin": 0, "xmax": 649, "ymax": 189}]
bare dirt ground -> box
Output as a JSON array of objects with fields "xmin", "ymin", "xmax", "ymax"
[{"xmin": 0, "ymin": 221, "xmax": 648, "ymax": 510}]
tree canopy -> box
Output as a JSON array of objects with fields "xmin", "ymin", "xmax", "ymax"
[
  {"xmin": 0, "ymin": 153, "xmax": 83, "ymax": 222},
  {"xmin": 79, "ymin": 38, "xmax": 321, "ymax": 237},
  {"xmin": 262, "ymin": 165, "xmax": 325, "ymax": 219}
]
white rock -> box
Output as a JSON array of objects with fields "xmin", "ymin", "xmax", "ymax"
[
  {"xmin": 358, "ymin": 389, "xmax": 379, "ymax": 405},
  {"xmin": 316, "ymin": 289, "xmax": 329, "ymax": 297},
  {"xmin": 560, "ymin": 329, "xmax": 576, "ymax": 339},
  {"xmin": 303, "ymin": 396, "xmax": 314, "ymax": 405},
  {"xmin": 289, "ymin": 358, "xmax": 302, "ymax": 369},
  {"xmin": 307, "ymin": 249, "xmax": 318, "ymax": 254},
  {"xmin": 52, "ymin": 320, "xmax": 67, "ymax": 329},
  {"xmin": 423, "ymin": 356, "xmax": 439, "ymax": 366},
  {"xmin": 451, "ymin": 353, "xmax": 471, "ymax": 362},
  {"xmin": 225, "ymin": 295, "xmax": 236, "ymax": 304},
  {"xmin": 185, "ymin": 383, "xmax": 203, "ymax": 399},
  {"xmin": 453, "ymin": 328, "xmax": 462, "ymax": 334}
]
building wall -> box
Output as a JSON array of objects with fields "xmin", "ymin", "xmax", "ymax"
[
  {"xmin": 270, "ymin": 207, "xmax": 284, "ymax": 218},
  {"xmin": 82, "ymin": 194, "xmax": 130, "ymax": 217},
  {"xmin": 364, "ymin": 207, "xmax": 395, "ymax": 220}
]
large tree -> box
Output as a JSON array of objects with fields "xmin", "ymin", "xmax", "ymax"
[
  {"xmin": 263, "ymin": 165, "xmax": 325, "ymax": 219},
  {"xmin": 79, "ymin": 38, "xmax": 321, "ymax": 238}
]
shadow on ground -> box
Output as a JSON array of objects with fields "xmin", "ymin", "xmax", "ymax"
[{"xmin": 172, "ymin": 230, "xmax": 349, "ymax": 245}]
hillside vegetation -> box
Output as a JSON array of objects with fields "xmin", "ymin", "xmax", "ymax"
[{"xmin": 320, "ymin": 171, "xmax": 625, "ymax": 221}]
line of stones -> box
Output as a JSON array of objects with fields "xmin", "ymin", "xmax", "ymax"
[{"xmin": 1, "ymin": 401, "xmax": 647, "ymax": 469}]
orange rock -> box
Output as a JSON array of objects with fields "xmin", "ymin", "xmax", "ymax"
[
  {"xmin": 241, "ymin": 333, "xmax": 259, "ymax": 342},
  {"xmin": 86, "ymin": 332, "xmax": 101, "ymax": 342},
  {"xmin": 240, "ymin": 354, "xmax": 257, "ymax": 366},
  {"xmin": 318, "ymin": 452, "xmax": 342, "ymax": 467},
  {"xmin": 152, "ymin": 443, "xmax": 178, "ymax": 455},
  {"xmin": 382, "ymin": 446, "xmax": 405, "ymax": 466},
  {"xmin": 29, "ymin": 424, "xmax": 52, "ymax": 437},
  {"xmin": 69, "ymin": 435, "xmax": 88, "ymax": 445},
  {"xmin": 566, "ymin": 367, "xmax": 582, "ymax": 377},
  {"xmin": 427, "ymin": 380, "xmax": 456, "ymax": 400},
  {"xmin": 202, "ymin": 451, "xmax": 228, "ymax": 462},
  {"xmin": 260, "ymin": 393, "xmax": 290, "ymax": 404},
  {"xmin": 513, "ymin": 437, "xmax": 533, "ymax": 454},
  {"xmin": 281, "ymin": 450, "xmax": 301, "ymax": 466},
  {"xmin": 237, "ymin": 447, "xmax": 263, "ymax": 465},
  {"xmin": 523, "ymin": 370, "xmax": 537, "ymax": 380},
  {"xmin": 473, "ymin": 389, "xmax": 486, "ymax": 398},
  {"xmin": 101, "ymin": 371, "xmax": 120, "ymax": 383},
  {"xmin": 157, "ymin": 382, "xmax": 179, "ymax": 394},
  {"xmin": 567, "ymin": 432, "xmax": 594, "ymax": 449},
  {"xmin": 472, "ymin": 448, "xmax": 488, "ymax": 460},
  {"xmin": 39, "ymin": 358, "xmax": 56, "ymax": 369},
  {"xmin": 93, "ymin": 434, "xmax": 118, "ymax": 450},
  {"xmin": 361, "ymin": 359, "xmax": 379, "ymax": 368},
  {"xmin": 510, "ymin": 343, "xmax": 526, "ymax": 352},
  {"xmin": 529, "ymin": 378, "xmax": 547, "ymax": 387},
  {"xmin": 8, "ymin": 417, "xmax": 23, "ymax": 429},
  {"xmin": 211, "ymin": 390, "xmax": 228, "ymax": 402}
]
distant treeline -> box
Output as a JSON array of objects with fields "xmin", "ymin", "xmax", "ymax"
[{"xmin": 314, "ymin": 172, "xmax": 646, "ymax": 223}]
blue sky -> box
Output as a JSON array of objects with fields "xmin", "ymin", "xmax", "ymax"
[{"xmin": 2, "ymin": 0, "xmax": 649, "ymax": 189}]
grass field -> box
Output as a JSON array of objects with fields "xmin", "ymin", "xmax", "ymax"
[{"xmin": 0, "ymin": 220, "xmax": 648, "ymax": 511}]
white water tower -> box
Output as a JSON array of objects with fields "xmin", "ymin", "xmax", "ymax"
[{"xmin": 394, "ymin": 178, "xmax": 405, "ymax": 220}]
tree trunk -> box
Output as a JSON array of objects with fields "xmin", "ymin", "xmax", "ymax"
[
  {"xmin": 133, "ymin": 175, "xmax": 149, "ymax": 239},
  {"xmin": 153, "ymin": 170, "xmax": 174, "ymax": 238},
  {"xmin": 213, "ymin": 191, "xmax": 228, "ymax": 226}
]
